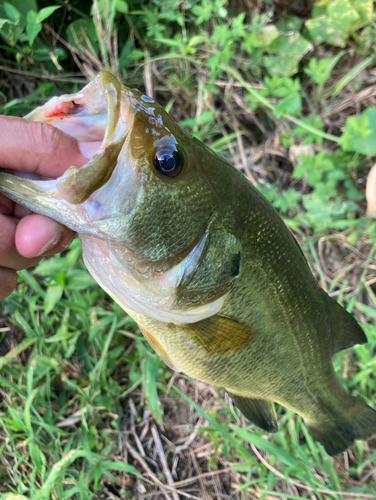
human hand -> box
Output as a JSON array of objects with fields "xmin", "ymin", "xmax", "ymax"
[{"xmin": 0, "ymin": 115, "xmax": 87, "ymax": 300}]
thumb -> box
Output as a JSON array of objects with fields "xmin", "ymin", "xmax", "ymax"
[{"xmin": 0, "ymin": 115, "xmax": 87, "ymax": 178}]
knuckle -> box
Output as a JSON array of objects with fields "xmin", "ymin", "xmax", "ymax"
[{"xmin": 42, "ymin": 122, "xmax": 60, "ymax": 149}]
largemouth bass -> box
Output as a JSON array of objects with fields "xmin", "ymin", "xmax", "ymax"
[{"xmin": 0, "ymin": 71, "xmax": 375, "ymax": 456}]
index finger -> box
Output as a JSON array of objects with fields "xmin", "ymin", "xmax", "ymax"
[{"xmin": 0, "ymin": 115, "xmax": 87, "ymax": 178}]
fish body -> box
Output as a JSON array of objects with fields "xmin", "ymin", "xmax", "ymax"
[{"xmin": 0, "ymin": 71, "xmax": 375, "ymax": 455}]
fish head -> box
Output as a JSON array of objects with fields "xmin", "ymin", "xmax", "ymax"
[{"xmin": 0, "ymin": 72, "xmax": 242, "ymax": 323}]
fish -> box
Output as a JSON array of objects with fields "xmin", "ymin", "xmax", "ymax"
[{"xmin": 0, "ymin": 71, "xmax": 375, "ymax": 456}]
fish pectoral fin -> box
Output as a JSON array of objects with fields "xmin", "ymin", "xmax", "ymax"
[
  {"xmin": 139, "ymin": 326, "xmax": 180, "ymax": 372},
  {"xmin": 229, "ymin": 393, "xmax": 278, "ymax": 433},
  {"xmin": 330, "ymin": 297, "xmax": 367, "ymax": 353},
  {"xmin": 180, "ymin": 315, "xmax": 256, "ymax": 355}
]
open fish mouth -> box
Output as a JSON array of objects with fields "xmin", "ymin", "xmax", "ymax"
[
  {"xmin": 24, "ymin": 71, "xmax": 132, "ymax": 205},
  {"xmin": 0, "ymin": 71, "xmax": 136, "ymax": 236},
  {"xmin": 0, "ymin": 71, "xmax": 133, "ymax": 207}
]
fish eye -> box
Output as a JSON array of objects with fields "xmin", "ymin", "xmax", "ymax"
[{"xmin": 154, "ymin": 146, "xmax": 182, "ymax": 177}]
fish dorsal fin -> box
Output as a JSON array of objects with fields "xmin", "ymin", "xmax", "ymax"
[
  {"xmin": 330, "ymin": 298, "xmax": 367, "ymax": 353},
  {"xmin": 180, "ymin": 315, "xmax": 256, "ymax": 355},
  {"xmin": 229, "ymin": 393, "xmax": 278, "ymax": 433}
]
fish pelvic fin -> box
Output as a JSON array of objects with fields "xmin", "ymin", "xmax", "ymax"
[
  {"xmin": 308, "ymin": 397, "xmax": 376, "ymax": 456},
  {"xmin": 139, "ymin": 326, "xmax": 180, "ymax": 372},
  {"xmin": 229, "ymin": 393, "xmax": 278, "ymax": 433},
  {"xmin": 330, "ymin": 298, "xmax": 367, "ymax": 353}
]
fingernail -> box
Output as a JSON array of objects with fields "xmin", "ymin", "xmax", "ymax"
[{"xmin": 37, "ymin": 231, "xmax": 63, "ymax": 256}]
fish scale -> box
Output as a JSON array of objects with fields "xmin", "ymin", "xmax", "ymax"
[{"xmin": 0, "ymin": 71, "xmax": 375, "ymax": 455}]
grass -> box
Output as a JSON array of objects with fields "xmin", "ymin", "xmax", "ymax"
[
  {"xmin": 0, "ymin": 0, "xmax": 376, "ymax": 499},
  {"xmin": 0, "ymin": 239, "xmax": 375, "ymax": 498}
]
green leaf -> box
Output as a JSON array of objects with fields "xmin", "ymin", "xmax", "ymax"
[
  {"xmin": 306, "ymin": 0, "xmax": 360, "ymax": 47},
  {"xmin": 304, "ymin": 51, "xmax": 345, "ymax": 86},
  {"xmin": 277, "ymin": 16, "xmax": 303, "ymax": 34},
  {"xmin": 65, "ymin": 270, "xmax": 96, "ymax": 290},
  {"xmin": 26, "ymin": 21, "xmax": 41, "ymax": 45},
  {"xmin": 0, "ymin": 18, "xmax": 10, "ymax": 29},
  {"xmin": 101, "ymin": 460, "xmax": 141, "ymax": 477},
  {"xmin": 293, "ymin": 151, "xmax": 335, "ymax": 186},
  {"xmin": 274, "ymin": 94, "xmax": 301, "ymax": 118},
  {"xmin": 1, "ymin": 495, "xmax": 29, "ymax": 500},
  {"xmin": 141, "ymin": 354, "xmax": 163, "ymax": 425},
  {"xmin": 26, "ymin": 9, "xmax": 36, "ymax": 23},
  {"xmin": 115, "ymin": 0, "xmax": 128, "ymax": 13},
  {"xmin": 344, "ymin": 179, "xmax": 364, "ymax": 201},
  {"xmin": 26, "ymin": 9, "xmax": 41, "ymax": 45},
  {"xmin": 129, "ymin": 49, "xmax": 144, "ymax": 60},
  {"xmin": 0, "ymin": 22, "xmax": 22, "ymax": 45},
  {"xmin": 34, "ymin": 257, "xmax": 69, "ymax": 276},
  {"xmin": 3, "ymin": 2, "xmax": 20, "ymax": 22},
  {"xmin": 44, "ymin": 284, "xmax": 64, "ymax": 314},
  {"xmin": 265, "ymin": 76, "xmax": 300, "ymax": 98},
  {"xmin": 66, "ymin": 19, "xmax": 98, "ymax": 52},
  {"xmin": 349, "ymin": 0, "xmax": 374, "ymax": 29},
  {"xmin": 118, "ymin": 35, "xmax": 133, "ymax": 69},
  {"xmin": 0, "ymin": 0, "xmax": 36, "ymax": 45},
  {"xmin": 192, "ymin": 0, "xmax": 213, "ymax": 24},
  {"xmin": 3, "ymin": 0, "xmax": 37, "ymax": 22},
  {"xmin": 257, "ymin": 24, "xmax": 279, "ymax": 46},
  {"xmin": 37, "ymin": 5, "xmax": 61, "ymax": 23},
  {"xmin": 1, "ymin": 0, "xmax": 33, "ymax": 27},
  {"xmin": 231, "ymin": 426, "xmax": 300, "ymax": 468},
  {"xmin": 330, "ymin": 55, "xmax": 375, "ymax": 98},
  {"xmin": 302, "ymin": 194, "xmax": 359, "ymax": 231},
  {"xmin": 264, "ymin": 33, "xmax": 313, "ymax": 76},
  {"xmin": 197, "ymin": 110, "xmax": 215, "ymax": 125},
  {"xmin": 40, "ymin": 450, "xmax": 102, "ymax": 497},
  {"xmin": 340, "ymin": 108, "xmax": 376, "ymax": 156},
  {"xmin": 33, "ymin": 46, "xmax": 66, "ymax": 62},
  {"xmin": 291, "ymin": 116, "xmax": 324, "ymax": 145},
  {"xmin": 306, "ymin": 167, "xmax": 322, "ymax": 185},
  {"xmin": 188, "ymin": 34, "xmax": 207, "ymax": 47},
  {"xmin": 306, "ymin": 16, "xmax": 347, "ymax": 47},
  {"xmin": 192, "ymin": 5, "xmax": 211, "ymax": 24},
  {"xmin": 327, "ymin": 0, "xmax": 360, "ymax": 31}
]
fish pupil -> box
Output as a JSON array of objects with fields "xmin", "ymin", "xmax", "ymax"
[
  {"xmin": 160, "ymin": 154, "xmax": 175, "ymax": 171},
  {"xmin": 155, "ymin": 148, "xmax": 181, "ymax": 177}
]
